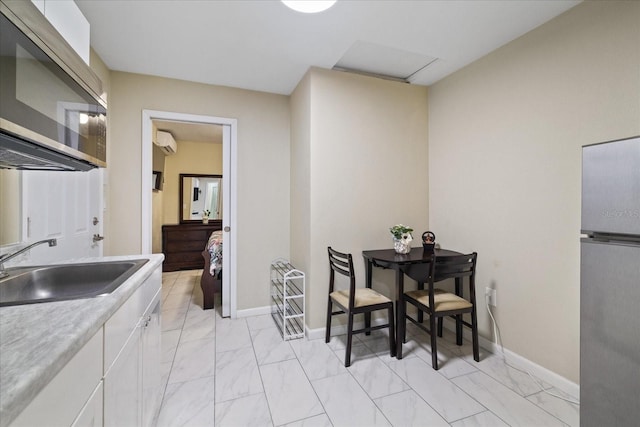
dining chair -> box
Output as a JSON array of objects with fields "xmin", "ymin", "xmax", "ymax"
[
  {"xmin": 325, "ymin": 247, "xmax": 395, "ymax": 367},
  {"xmin": 403, "ymin": 252, "xmax": 479, "ymax": 370}
]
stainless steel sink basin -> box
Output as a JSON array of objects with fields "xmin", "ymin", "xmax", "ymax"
[{"xmin": 0, "ymin": 259, "xmax": 149, "ymax": 307}]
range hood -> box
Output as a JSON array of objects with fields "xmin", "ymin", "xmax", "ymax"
[{"xmin": 0, "ymin": 131, "xmax": 95, "ymax": 171}]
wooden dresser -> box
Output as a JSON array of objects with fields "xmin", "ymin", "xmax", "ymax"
[{"xmin": 162, "ymin": 221, "xmax": 222, "ymax": 272}]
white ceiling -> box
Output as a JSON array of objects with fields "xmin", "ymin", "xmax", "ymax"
[
  {"xmin": 76, "ymin": 0, "xmax": 580, "ymax": 96},
  {"xmin": 153, "ymin": 120, "xmax": 222, "ymax": 144}
]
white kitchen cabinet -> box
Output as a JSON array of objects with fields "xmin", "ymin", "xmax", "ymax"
[
  {"xmin": 103, "ymin": 267, "xmax": 162, "ymax": 427},
  {"xmin": 103, "ymin": 291, "xmax": 161, "ymax": 427},
  {"xmin": 71, "ymin": 382, "xmax": 104, "ymax": 427},
  {"xmin": 8, "ymin": 262, "xmax": 162, "ymax": 427},
  {"xmin": 141, "ymin": 294, "xmax": 162, "ymax": 426},
  {"xmin": 30, "ymin": 0, "xmax": 90, "ymax": 63},
  {"xmin": 10, "ymin": 330, "xmax": 103, "ymax": 427},
  {"xmin": 103, "ymin": 325, "xmax": 141, "ymax": 427}
]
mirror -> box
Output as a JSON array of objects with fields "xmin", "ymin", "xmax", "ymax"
[{"xmin": 179, "ymin": 173, "xmax": 223, "ymax": 223}]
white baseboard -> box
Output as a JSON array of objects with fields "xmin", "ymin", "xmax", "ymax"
[
  {"xmin": 236, "ymin": 305, "xmax": 271, "ymax": 318},
  {"xmin": 436, "ymin": 318, "xmax": 579, "ymax": 400},
  {"xmin": 307, "ymin": 317, "xmax": 579, "ymax": 400},
  {"xmin": 477, "ymin": 332, "xmax": 580, "ymax": 400}
]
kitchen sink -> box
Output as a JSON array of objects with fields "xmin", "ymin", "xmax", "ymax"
[{"xmin": 0, "ymin": 259, "xmax": 149, "ymax": 307}]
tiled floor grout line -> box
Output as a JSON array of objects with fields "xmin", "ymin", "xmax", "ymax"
[
  {"xmin": 443, "ymin": 371, "xmax": 490, "ymax": 425},
  {"xmin": 211, "ymin": 284, "xmax": 217, "ymax": 426},
  {"xmin": 207, "ymin": 287, "xmax": 216, "ymax": 400},
  {"xmin": 246, "ymin": 317, "xmax": 276, "ymax": 427},
  {"xmin": 158, "ymin": 273, "xmax": 179, "ymax": 412},
  {"xmin": 293, "ymin": 350, "xmax": 331, "ymax": 427},
  {"xmin": 378, "ymin": 337, "xmax": 486, "ymax": 427},
  {"xmin": 343, "ymin": 341, "xmax": 405, "ymax": 426},
  {"xmin": 158, "ymin": 270, "xmax": 579, "ymax": 427},
  {"xmin": 159, "ymin": 272, "xmax": 210, "ymax": 420}
]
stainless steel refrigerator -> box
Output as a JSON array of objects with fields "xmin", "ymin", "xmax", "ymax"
[{"xmin": 581, "ymin": 135, "xmax": 640, "ymax": 426}]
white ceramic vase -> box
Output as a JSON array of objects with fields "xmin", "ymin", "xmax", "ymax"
[{"xmin": 393, "ymin": 237, "xmax": 411, "ymax": 254}]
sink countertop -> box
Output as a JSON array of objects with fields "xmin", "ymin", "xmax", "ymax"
[{"xmin": 0, "ymin": 254, "xmax": 164, "ymax": 427}]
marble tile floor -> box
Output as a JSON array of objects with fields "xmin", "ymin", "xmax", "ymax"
[{"xmin": 156, "ymin": 270, "xmax": 579, "ymax": 427}]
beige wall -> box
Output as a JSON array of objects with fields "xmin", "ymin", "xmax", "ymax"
[
  {"xmin": 290, "ymin": 71, "xmax": 312, "ymax": 316},
  {"xmin": 108, "ymin": 72, "xmax": 290, "ymax": 310},
  {"xmin": 151, "ymin": 143, "xmax": 165, "ymax": 254},
  {"xmin": 152, "ymin": 145, "xmax": 165, "ymax": 180},
  {"xmin": 151, "ymin": 190, "xmax": 164, "ymax": 254},
  {"xmin": 0, "ymin": 170, "xmax": 21, "ymax": 246},
  {"xmin": 291, "ymin": 68, "xmax": 429, "ymax": 329},
  {"xmin": 428, "ymin": 1, "xmax": 640, "ymax": 383},
  {"xmin": 163, "ymin": 140, "xmax": 223, "ymax": 225}
]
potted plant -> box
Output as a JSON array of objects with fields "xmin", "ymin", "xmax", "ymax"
[
  {"xmin": 389, "ymin": 224, "xmax": 413, "ymax": 254},
  {"xmin": 202, "ymin": 210, "xmax": 211, "ymax": 224}
]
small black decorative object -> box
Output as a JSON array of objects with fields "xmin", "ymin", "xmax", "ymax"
[{"xmin": 422, "ymin": 231, "xmax": 436, "ymax": 253}]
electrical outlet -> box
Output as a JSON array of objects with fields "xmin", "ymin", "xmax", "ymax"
[{"xmin": 485, "ymin": 287, "xmax": 497, "ymax": 307}]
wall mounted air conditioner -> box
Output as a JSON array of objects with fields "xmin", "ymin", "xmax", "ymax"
[{"xmin": 154, "ymin": 130, "xmax": 177, "ymax": 155}]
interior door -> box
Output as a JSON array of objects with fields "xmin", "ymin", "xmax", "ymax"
[
  {"xmin": 22, "ymin": 168, "xmax": 103, "ymax": 262},
  {"xmin": 222, "ymin": 124, "xmax": 231, "ymax": 317}
]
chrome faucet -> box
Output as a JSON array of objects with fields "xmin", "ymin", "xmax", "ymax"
[{"xmin": 0, "ymin": 239, "xmax": 57, "ymax": 279}]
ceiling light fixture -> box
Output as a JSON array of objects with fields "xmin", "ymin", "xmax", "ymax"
[{"xmin": 282, "ymin": 0, "xmax": 337, "ymax": 14}]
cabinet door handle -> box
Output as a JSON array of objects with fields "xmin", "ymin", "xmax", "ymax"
[{"xmin": 143, "ymin": 315, "xmax": 152, "ymax": 328}]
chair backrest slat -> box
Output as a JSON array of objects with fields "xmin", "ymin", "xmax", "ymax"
[
  {"xmin": 329, "ymin": 254, "xmax": 351, "ymax": 276},
  {"xmin": 327, "ymin": 246, "xmax": 356, "ymax": 307},
  {"xmin": 434, "ymin": 253, "xmax": 477, "ymax": 282}
]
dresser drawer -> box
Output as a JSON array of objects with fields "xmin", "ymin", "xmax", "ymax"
[
  {"xmin": 165, "ymin": 251, "xmax": 203, "ymax": 264},
  {"xmin": 164, "ymin": 230, "xmax": 210, "ymax": 241},
  {"xmin": 165, "ymin": 240, "xmax": 208, "ymax": 253},
  {"xmin": 162, "ymin": 223, "xmax": 221, "ymax": 272}
]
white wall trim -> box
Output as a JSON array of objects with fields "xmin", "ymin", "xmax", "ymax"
[
  {"xmin": 141, "ymin": 109, "xmax": 238, "ymax": 319},
  {"xmin": 306, "ymin": 318, "xmax": 579, "ymax": 400},
  {"xmin": 236, "ymin": 305, "xmax": 271, "ymax": 318},
  {"xmin": 475, "ymin": 329, "xmax": 580, "ymax": 400}
]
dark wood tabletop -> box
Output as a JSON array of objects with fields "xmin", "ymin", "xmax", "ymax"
[{"xmin": 362, "ymin": 247, "xmax": 462, "ymax": 266}]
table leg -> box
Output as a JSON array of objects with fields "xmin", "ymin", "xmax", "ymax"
[
  {"xmin": 396, "ymin": 268, "xmax": 405, "ymax": 359},
  {"xmin": 455, "ymin": 277, "xmax": 462, "ymax": 345},
  {"xmin": 364, "ymin": 259, "xmax": 372, "ymax": 335},
  {"xmin": 417, "ymin": 281, "xmax": 424, "ymax": 324},
  {"xmin": 365, "ymin": 312, "xmax": 371, "ymax": 335}
]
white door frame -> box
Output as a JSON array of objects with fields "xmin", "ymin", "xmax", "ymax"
[{"xmin": 141, "ymin": 109, "xmax": 237, "ymax": 318}]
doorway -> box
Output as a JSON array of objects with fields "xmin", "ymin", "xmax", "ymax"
[{"xmin": 141, "ymin": 110, "xmax": 237, "ymax": 318}]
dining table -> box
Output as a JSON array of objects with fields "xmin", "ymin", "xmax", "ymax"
[{"xmin": 362, "ymin": 246, "xmax": 464, "ymax": 359}]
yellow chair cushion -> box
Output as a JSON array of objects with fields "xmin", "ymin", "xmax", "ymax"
[
  {"xmin": 330, "ymin": 288, "xmax": 391, "ymax": 309},
  {"xmin": 405, "ymin": 288, "xmax": 473, "ymax": 312}
]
